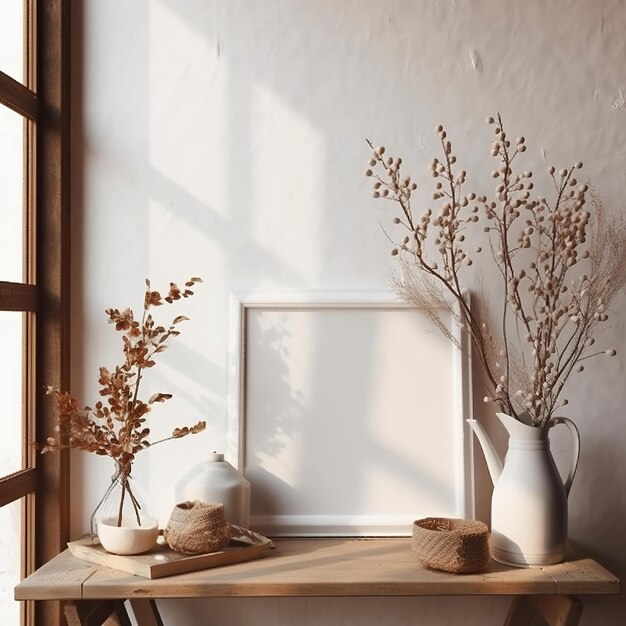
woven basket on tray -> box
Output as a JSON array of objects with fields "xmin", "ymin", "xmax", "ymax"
[
  {"xmin": 164, "ymin": 501, "xmax": 231, "ymax": 555},
  {"xmin": 411, "ymin": 517, "xmax": 490, "ymax": 574}
]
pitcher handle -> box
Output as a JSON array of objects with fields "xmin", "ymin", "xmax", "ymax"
[{"xmin": 549, "ymin": 416, "xmax": 581, "ymax": 496}]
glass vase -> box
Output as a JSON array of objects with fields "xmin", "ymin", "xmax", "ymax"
[{"xmin": 92, "ymin": 467, "xmax": 159, "ymax": 555}]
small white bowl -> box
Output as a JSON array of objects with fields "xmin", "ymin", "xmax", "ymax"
[{"xmin": 97, "ymin": 516, "xmax": 159, "ymax": 555}]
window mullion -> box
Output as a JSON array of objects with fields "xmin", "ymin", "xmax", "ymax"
[
  {"xmin": 34, "ymin": 1, "xmax": 71, "ymax": 624},
  {"xmin": 0, "ymin": 282, "xmax": 38, "ymax": 311},
  {"xmin": 0, "ymin": 469, "xmax": 37, "ymax": 507},
  {"xmin": 0, "ymin": 72, "xmax": 38, "ymax": 121},
  {"xmin": 22, "ymin": 4, "xmax": 38, "ymax": 625}
]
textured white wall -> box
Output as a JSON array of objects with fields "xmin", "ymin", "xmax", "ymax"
[{"xmin": 71, "ymin": 1, "xmax": 626, "ymax": 623}]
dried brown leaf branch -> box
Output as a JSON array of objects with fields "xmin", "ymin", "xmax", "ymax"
[
  {"xmin": 366, "ymin": 115, "xmax": 626, "ymax": 426},
  {"xmin": 39, "ymin": 277, "xmax": 206, "ymax": 525}
]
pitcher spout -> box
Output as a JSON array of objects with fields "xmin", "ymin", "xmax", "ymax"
[
  {"xmin": 467, "ymin": 419, "xmax": 503, "ymax": 486},
  {"xmin": 495, "ymin": 411, "xmax": 539, "ymax": 440}
]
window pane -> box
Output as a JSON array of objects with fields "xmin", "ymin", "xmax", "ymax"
[
  {"xmin": 0, "ymin": 312, "xmax": 24, "ymax": 477},
  {"xmin": 0, "ymin": 1, "xmax": 24, "ymax": 84},
  {"xmin": 0, "ymin": 104, "xmax": 25, "ymax": 282},
  {"xmin": 0, "ymin": 497, "xmax": 22, "ymax": 625}
]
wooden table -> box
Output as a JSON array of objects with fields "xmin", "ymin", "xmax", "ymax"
[{"xmin": 15, "ymin": 538, "xmax": 620, "ymax": 626}]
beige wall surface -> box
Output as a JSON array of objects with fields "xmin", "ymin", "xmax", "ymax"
[{"xmin": 71, "ymin": 1, "xmax": 626, "ymax": 623}]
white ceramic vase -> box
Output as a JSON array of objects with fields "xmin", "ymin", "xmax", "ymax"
[
  {"xmin": 468, "ymin": 412, "xmax": 580, "ymax": 567},
  {"xmin": 176, "ymin": 452, "xmax": 251, "ymax": 528}
]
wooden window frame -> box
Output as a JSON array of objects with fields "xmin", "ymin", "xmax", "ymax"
[{"xmin": 0, "ymin": 1, "xmax": 70, "ymax": 625}]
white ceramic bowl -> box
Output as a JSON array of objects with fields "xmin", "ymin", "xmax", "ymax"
[{"xmin": 97, "ymin": 516, "xmax": 159, "ymax": 555}]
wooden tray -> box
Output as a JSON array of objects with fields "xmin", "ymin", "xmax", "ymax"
[{"xmin": 68, "ymin": 534, "xmax": 273, "ymax": 579}]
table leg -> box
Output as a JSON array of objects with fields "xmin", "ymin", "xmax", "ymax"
[
  {"xmin": 63, "ymin": 600, "xmax": 131, "ymax": 626},
  {"xmin": 505, "ymin": 595, "xmax": 583, "ymax": 626},
  {"xmin": 62, "ymin": 599, "xmax": 163, "ymax": 626},
  {"xmin": 127, "ymin": 599, "xmax": 164, "ymax": 626}
]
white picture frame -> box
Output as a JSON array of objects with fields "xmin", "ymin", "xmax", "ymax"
[{"xmin": 227, "ymin": 289, "xmax": 474, "ymax": 537}]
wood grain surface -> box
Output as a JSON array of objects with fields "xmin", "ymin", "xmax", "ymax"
[
  {"xmin": 15, "ymin": 550, "xmax": 98, "ymax": 600},
  {"xmin": 15, "ymin": 538, "xmax": 620, "ymax": 601}
]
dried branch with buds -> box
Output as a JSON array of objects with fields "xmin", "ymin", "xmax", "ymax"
[
  {"xmin": 41, "ymin": 277, "xmax": 206, "ymax": 526},
  {"xmin": 366, "ymin": 115, "xmax": 626, "ymax": 426}
]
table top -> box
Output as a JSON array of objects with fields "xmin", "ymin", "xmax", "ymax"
[{"xmin": 15, "ymin": 538, "xmax": 620, "ymax": 601}]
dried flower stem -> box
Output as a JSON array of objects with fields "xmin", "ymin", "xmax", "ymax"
[
  {"xmin": 41, "ymin": 277, "xmax": 207, "ymax": 526},
  {"xmin": 367, "ymin": 116, "xmax": 626, "ymax": 426}
]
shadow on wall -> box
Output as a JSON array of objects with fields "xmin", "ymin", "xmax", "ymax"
[{"xmin": 244, "ymin": 307, "xmax": 460, "ymax": 530}]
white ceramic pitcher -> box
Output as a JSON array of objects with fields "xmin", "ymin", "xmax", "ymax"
[{"xmin": 467, "ymin": 412, "xmax": 580, "ymax": 567}]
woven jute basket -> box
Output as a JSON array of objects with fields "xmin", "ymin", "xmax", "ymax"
[
  {"xmin": 164, "ymin": 501, "xmax": 231, "ymax": 555},
  {"xmin": 411, "ymin": 517, "xmax": 490, "ymax": 574}
]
